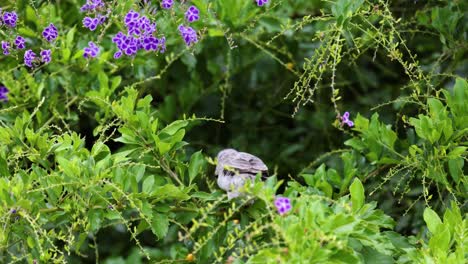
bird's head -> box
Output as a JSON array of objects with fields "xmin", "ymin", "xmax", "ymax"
[{"xmin": 215, "ymin": 148, "xmax": 237, "ymax": 176}]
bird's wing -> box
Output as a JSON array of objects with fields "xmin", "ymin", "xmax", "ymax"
[{"xmin": 229, "ymin": 151, "xmax": 268, "ymax": 173}]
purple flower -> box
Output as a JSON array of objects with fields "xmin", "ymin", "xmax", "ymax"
[
  {"xmin": 122, "ymin": 37, "xmax": 138, "ymax": 56},
  {"xmin": 24, "ymin": 49, "xmax": 36, "ymax": 67},
  {"xmin": 80, "ymin": 0, "xmax": 105, "ymax": 12},
  {"xmin": 1, "ymin": 41, "xmax": 10, "ymax": 55},
  {"xmin": 97, "ymin": 14, "xmax": 107, "ymax": 24},
  {"xmin": 140, "ymin": 36, "xmax": 166, "ymax": 53},
  {"xmin": 159, "ymin": 36, "xmax": 166, "ymax": 53},
  {"xmin": 125, "ymin": 11, "xmax": 145, "ymax": 36},
  {"xmin": 138, "ymin": 16, "xmax": 156, "ymax": 35},
  {"xmin": 14, "ymin": 36, "xmax": 25, "ymax": 49},
  {"xmin": 161, "ymin": 0, "xmax": 174, "ymax": 9},
  {"xmin": 83, "ymin": 41, "xmax": 99, "ymax": 58},
  {"xmin": 80, "ymin": 4, "xmax": 90, "ymax": 12},
  {"xmin": 2, "ymin": 11, "xmax": 18, "ymax": 27},
  {"xmin": 42, "ymin": 23, "xmax": 58, "ymax": 42},
  {"xmin": 274, "ymin": 197, "xmax": 291, "ymax": 215},
  {"xmin": 124, "ymin": 14, "xmax": 157, "ymax": 37},
  {"xmin": 112, "ymin": 31, "xmax": 125, "ymax": 46},
  {"xmin": 40, "ymin": 49, "xmax": 51, "ymax": 64},
  {"xmin": 142, "ymin": 36, "xmax": 158, "ymax": 51},
  {"xmin": 10, "ymin": 208, "xmax": 17, "ymax": 214},
  {"xmin": 124, "ymin": 10, "xmax": 140, "ymax": 27},
  {"xmin": 113, "ymin": 50, "xmax": 122, "ymax": 59},
  {"xmin": 341, "ymin": 112, "xmax": 354, "ymax": 127},
  {"xmin": 185, "ymin": 6, "xmax": 200, "ymax": 23},
  {"xmin": 0, "ymin": 86, "xmax": 9, "ymax": 102},
  {"xmin": 256, "ymin": 0, "xmax": 269, "ymax": 6},
  {"xmin": 178, "ymin": 25, "xmax": 198, "ymax": 46},
  {"xmin": 112, "ymin": 33, "xmax": 138, "ymax": 56},
  {"xmin": 83, "ymin": 16, "xmax": 99, "ymax": 31}
]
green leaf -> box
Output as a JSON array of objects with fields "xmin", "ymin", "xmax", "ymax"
[
  {"xmin": 155, "ymin": 129, "xmax": 186, "ymax": 155},
  {"xmin": 423, "ymin": 208, "xmax": 442, "ymax": 234},
  {"xmin": 87, "ymin": 210, "xmax": 102, "ymax": 232},
  {"xmin": 443, "ymin": 201, "xmax": 463, "ymax": 237},
  {"xmin": 353, "ymin": 113, "xmax": 369, "ymax": 131},
  {"xmin": 152, "ymin": 184, "xmax": 190, "ymax": 201},
  {"xmin": 0, "ymin": 157, "xmax": 10, "ymax": 177},
  {"xmin": 191, "ymin": 191, "xmax": 223, "ymax": 200},
  {"xmin": 448, "ymin": 147, "xmax": 467, "ymax": 159},
  {"xmin": 361, "ymin": 246, "xmax": 394, "ymax": 264},
  {"xmin": 429, "ymin": 225, "xmax": 451, "ymax": 254},
  {"xmin": 151, "ymin": 213, "xmax": 169, "ymax": 239},
  {"xmin": 91, "ymin": 141, "xmax": 110, "ymax": 162},
  {"xmin": 327, "ymin": 168, "xmax": 341, "ymax": 187},
  {"xmin": 61, "ymin": 48, "xmax": 71, "ymax": 62},
  {"xmin": 153, "ymin": 135, "xmax": 171, "ymax": 155},
  {"xmin": 98, "ymin": 71, "xmax": 109, "ymax": 93},
  {"xmin": 428, "ymin": 98, "xmax": 444, "ymax": 120},
  {"xmin": 188, "ymin": 150, "xmax": 205, "ymax": 184},
  {"xmin": 350, "ymin": 178, "xmax": 364, "ymax": 211},
  {"xmin": 66, "ymin": 26, "xmax": 76, "ymax": 47},
  {"xmin": 110, "ymin": 76, "xmax": 122, "ymax": 91},
  {"xmin": 317, "ymin": 180, "xmax": 333, "ymax": 198},
  {"xmin": 448, "ymin": 158, "xmax": 463, "ymax": 184},
  {"xmin": 327, "ymin": 214, "xmax": 357, "ymax": 234},
  {"xmin": 142, "ymin": 176, "xmax": 155, "ymax": 193},
  {"xmin": 115, "ymin": 127, "xmax": 138, "ymax": 145},
  {"xmin": 105, "ymin": 210, "xmax": 121, "ymax": 221},
  {"xmin": 25, "ymin": 6, "xmax": 38, "ymax": 26},
  {"xmin": 344, "ymin": 138, "xmax": 366, "ymax": 151},
  {"xmin": 159, "ymin": 120, "xmax": 188, "ymax": 136},
  {"xmin": 27, "ymin": 237, "xmax": 35, "ymax": 249},
  {"xmin": 445, "ymin": 78, "xmax": 468, "ymax": 129}
]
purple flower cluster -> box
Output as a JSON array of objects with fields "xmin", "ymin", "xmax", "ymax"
[
  {"xmin": 0, "ymin": 10, "xmax": 23, "ymax": 55},
  {"xmin": 83, "ymin": 15, "xmax": 106, "ymax": 31},
  {"xmin": 0, "ymin": 11, "xmax": 30, "ymax": 62},
  {"xmin": 178, "ymin": 25, "xmax": 198, "ymax": 46},
  {"xmin": 341, "ymin": 112, "xmax": 354, "ymax": 127},
  {"xmin": 40, "ymin": 49, "xmax": 52, "ymax": 64},
  {"xmin": 112, "ymin": 10, "xmax": 165, "ymax": 58},
  {"xmin": 178, "ymin": 4, "xmax": 201, "ymax": 46},
  {"xmin": 256, "ymin": 0, "xmax": 269, "ymax": 6},
  {"xmin": 124, "ymin": 10, "xmax": 156, "ymax": 35},
  {"xmin": 24, "ymin": 49, "xmax": 36, "ymax": 67},
  {"xmin": 2, "ymin": 11, "xmax": 17, "ymax": 27},
  {"xmin": 0, "ymin": 10, "xmax": 53, "ymax": 67},
  {"xmin": 42, "ymin": 23, "xmax": 58, "ymax": 42},
  {"xmin": 1, "ymin": 41, "xmax": 10, "ymax": 55},
  {"xmin": 0, "ymin": 86, "xmax": 9, "ymax": 102},
  {"xmin": 24, "ymin": 48, "xmax": 52, "ymax": 67},
  {"xmin": 80, "ymin": 0, "xmax": 105, "ymax": 12},
  {"xmin": 81, "ymin": 0, "xmax": 107, "ymax": 31},
  {"xmin": 161, "ymin": 0, "xmax": 174, "ymax": 9},
  {"xmin": 274, "ymin": 197, "xmax": 292, "ymax": 215},
  {"xmin": 185, "ymin": 6, "xmax": 199, "ymax": 23},
  {"xmin": 83, "ymin": 41, "xmax": 99, "ymax": 58},
  {"xmin": 14, "ymin": 36, "xmax": 25, "ymax": 49}
]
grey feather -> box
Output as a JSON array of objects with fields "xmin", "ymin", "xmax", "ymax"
[{"xmin": 215, "ymin": 148, "xmax": 268, "ymax": 199}]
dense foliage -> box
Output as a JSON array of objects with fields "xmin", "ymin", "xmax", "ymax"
[{"xmin": 0, "ymin": 0, "xmax": 466, "ymax": 263}]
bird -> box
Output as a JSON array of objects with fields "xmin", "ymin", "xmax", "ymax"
[{"xmin": 215, "ymin": 148, "xmax": 268, "ymax": 199}]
